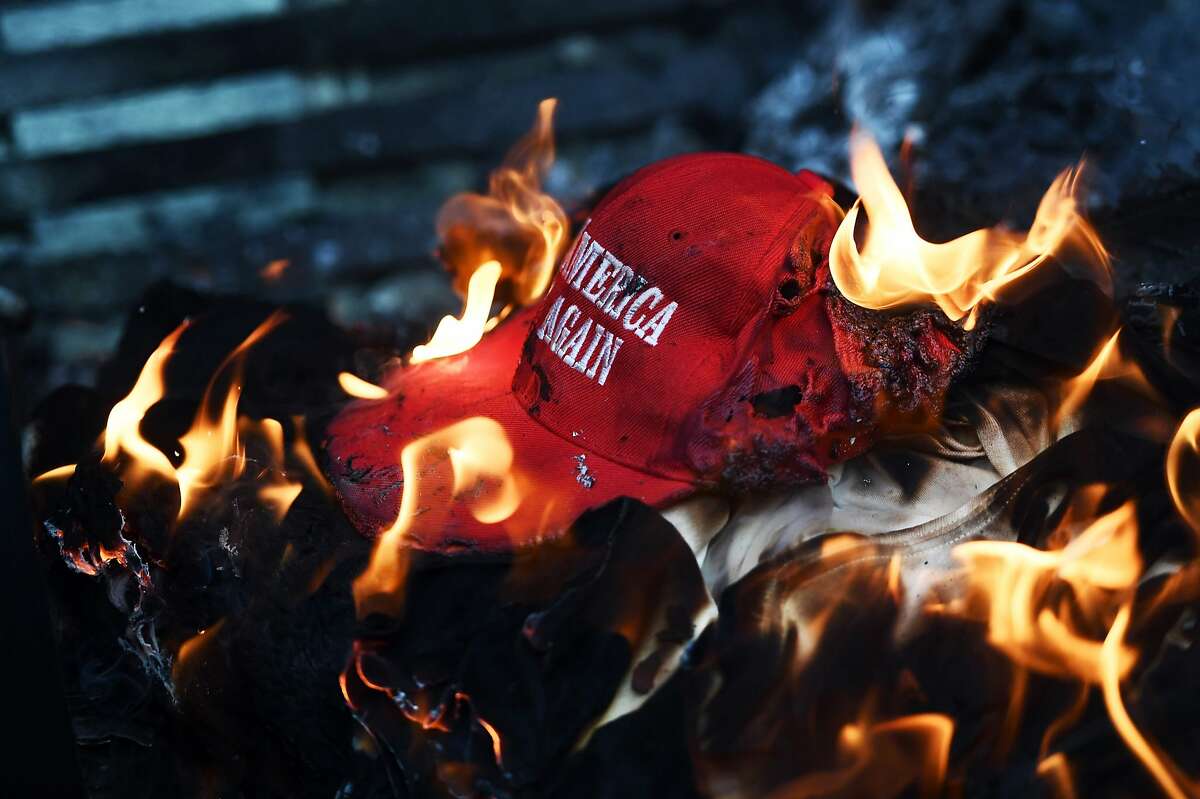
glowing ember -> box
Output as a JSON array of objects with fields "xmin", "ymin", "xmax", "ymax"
[
  {"xmin": 259, "ymin": 258, "xmax": 290, "ymax": 282},
  {"xmin": 337, "ymin": 371, "xmax": 389, "ymax": 399},
  {"xmin": 829, "ymin": 129, "xmax": 1110, "ymax": 329}
]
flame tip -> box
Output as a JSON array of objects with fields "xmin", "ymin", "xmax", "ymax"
[{"xmin": 830, "ymin": 131, "xmax": 1110, "ymax": 327}]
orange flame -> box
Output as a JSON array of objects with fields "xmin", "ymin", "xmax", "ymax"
[
  {"xmin": 951, "ymin": 502, "xmax": 1140, "ymax": 684},
  {"xmin": 337, "ymin": 371, "xmax": 389, "ymax": 399},
  {"xmin": 410, "ymin": 259, "xmax": 503, "ymax": 364},
  {"xmin": 868, "ymin": 714, "xmax": 954, "ymax": 799},
  {"xmin": 290, "ymin": 415, "xmax": 333, "ymax": 496},
  {"xmin": 418, "ymin": 98, "xmax": 568, "ymax": 364},
  {"xmin": 1100, "ymin": 604, "xmax": 1195, "ymax": 799},
  {"xmin": 353, "ymin": 417, "xmax": 523, "ymax": 615},
  {"xmin": 101, "ymin": 321, "xmax": 189, "ymax": 486},
  {"xmin": 948, "ymin": 493, "xmax": 1200, "ymax": 797},
  {"xmin": 1167, "ymin": 408, "xmax": 1200, "ymax": 539},
  {"xmin": 175, "ymin": 312, "xmax": 286, "ymax": 519},
  {"xmin": 477, "ymin": 716, "xmax": 503, "ymax": 765},
  {"xmin": 258, "ymin": 481, "xmax": 303, "ymax": 521},
  {"xmin": 32, "ymin": 463, "xmax": 78, "ymax": 484},
  {"xmin": 242, "ymin": 416, "xmax": 303, "ymax": 522},
  {"xmin": 1054, "ymin": 329, "xmax": 1157, "ymax": 431},
  {"xmin": 1161, "ymin": 305, "xmax": 1181, "ymax": 363},
  {"xmin": 767, "ymin": 712, "xmax": 954, "ymax": 799},
  {"xmin": 172, "ymin": 618, "xmax": 226, "ymax": 689},
  {"xmin": 38, "ymin": 315, "xmax": 294, "ymax": 523},
  {"xmin": 829, "ymin": 129, "xmax": 1109, "ymax": 329},
  {"xmin": 1036, "ymin": 753, "xmax": 1077, "ymax": 799}
]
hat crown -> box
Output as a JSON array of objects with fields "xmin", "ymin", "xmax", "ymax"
[{"xmin": 513, "ymin": 153, "xmax": 848, "ymax": 485}]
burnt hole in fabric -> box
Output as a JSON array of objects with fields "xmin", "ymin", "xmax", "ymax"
[
  {"xmin": 772, "ymin": 274, "xmax": 806, "ymax": 316},
  {"xmin": 750, "ymin": 385, "xmax": 803, "ymax": 418},
  {"xmin": 521, "ymin": 328, "xmax": 539, "ymax": 363},
  {"xmin": 342, "ymin": 456, "xmax": 372, "ymax": 483},
  {"xmin": 772, "ymin": 275, "xmax": 801, "ymax": 316},
  {"xmin": 623, "ymin": 273, "xmax": 649, "ymax": 297},
  {"xmin": 778, "ymin": 278, "xmax": 801, "ymax": 300},
  {"xmin": 778, "ymin": 208, "xmax": 830, "ymax": 314}
]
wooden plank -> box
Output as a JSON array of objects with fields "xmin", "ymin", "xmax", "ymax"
[
  {"xmin": 0, "ymin": 0, "xmax": 694, "ymax": 111},
  {"xmin": 0, "ymin": 45, "xmax": 745, "ymax": 214},
  {"xmin": 6, "ymin": 119, "xmax": 705, "ymax": 320},
  {"xmin": 27, "ymin": 174, "xmax": 316, "ymax": 262},
  {"xmin": 13, "ymin": 70, "xmax": 363, "ymax": 157},
  {"xmin": 0, "ymin": 0, "xmax": 285, "ymax": 54}
]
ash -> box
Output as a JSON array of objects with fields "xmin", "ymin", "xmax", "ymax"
[{"xmin": 573, "ymin": 453, "xmax": 596, "ymax": 489}]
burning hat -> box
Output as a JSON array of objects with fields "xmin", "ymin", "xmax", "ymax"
[{"xmin": 324, "ymin": 153, "xmax": 974, "ymax": 551}]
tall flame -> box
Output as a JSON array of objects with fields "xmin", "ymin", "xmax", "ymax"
[
  {"xmin": 100, "ymin": 321, "xmax": 190, "ymax": 486},
  {"xmin": 416, "ymin": 98, "xmax": 568, "ymax": 364},
  {"xmin": 829, "ymin": 130, "xmax": 1109, "ymax": 329},
  {"xmin": 353, "ymin": 416, "xmax": 523, "ymax": 615},
  {"xmin": 1099, "ymin": 604, "xmax": 1193, "ymax": 799},
  {"xmin": 175, "ymin": 312, "xmax": 286, "ymax": 518}
]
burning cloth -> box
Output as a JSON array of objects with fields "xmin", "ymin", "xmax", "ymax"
[{"xmin": 322, "ymin": 153, "xmax": 977, "ymax": 552}]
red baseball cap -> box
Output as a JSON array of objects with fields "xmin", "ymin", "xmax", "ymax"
[{"xmin": 323, "ymin": 153, "xmax": 970, "ymax": 551}]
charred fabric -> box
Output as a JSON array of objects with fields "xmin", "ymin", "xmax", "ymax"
[{"xmin": 23, "ymin": 123, "xmax": 1200, "ymax": 798}]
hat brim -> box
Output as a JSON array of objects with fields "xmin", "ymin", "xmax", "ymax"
[{"xmin": 322, "ymin": 306, "xmax": 696, "ymax": 552}]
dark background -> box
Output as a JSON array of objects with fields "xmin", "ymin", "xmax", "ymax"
[{"xmin": 2, "ymin": 0, "xmax": 1199, "ymax": 418}]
